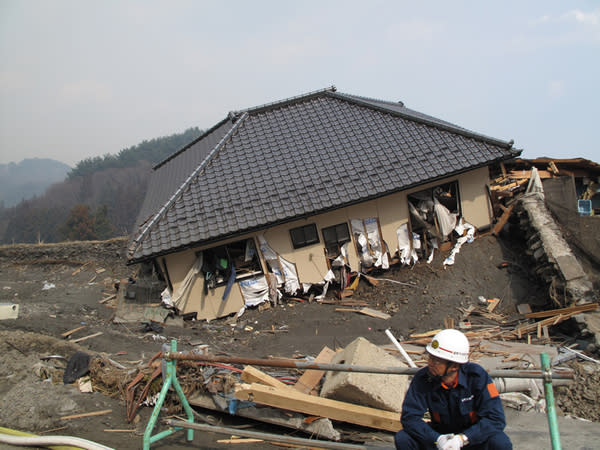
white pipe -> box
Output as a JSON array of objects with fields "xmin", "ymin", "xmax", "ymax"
[
  {"xmin": 385, "ymin": 329, "xmax": 417, "ymax": 368},
  {"xmin": 0, "ymin": 433, "xmax": 114, "ymax": 450}
]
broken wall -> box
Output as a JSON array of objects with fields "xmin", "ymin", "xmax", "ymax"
[{"xmin": 162, "ymin": 247, "xmax": 245, "ymax": 321}]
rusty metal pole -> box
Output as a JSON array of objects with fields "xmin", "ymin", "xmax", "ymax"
[{"xmin": 162, "ymin": 352, "xmax": 575, "ymax": 380}]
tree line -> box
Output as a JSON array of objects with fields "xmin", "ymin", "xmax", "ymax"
[{"xmin": 0, "ymin": 127, "xmax": 204, "ymax": 244}]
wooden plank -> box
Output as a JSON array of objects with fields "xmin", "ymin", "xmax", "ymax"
[
  {"xmin": 524, "ymin": 303, "xmax": 598, "ymax": 319},
  {"xmin": 241, "ymin": 366, "xmax": 289, "ymax": 389},
  {"xmin": 361, "ymin": 274, "xmax": 379, "ymax": 286},
  {"xmin": 517, "ymin": 304, "xmax": 532, "ymax": 315},
  {"xmin": 71, "ymin": 331, "xmax": 103, "ymax": 343},
  {"xmin": 492, "ymin": 204, "xmax": 514, "ymax": 235},
  {"xmin": 515, "ymin": 312, "xmax": 577, "ymax": 336},
  {"xmin": 335, "ymin": 308, "xmax": 391, "ymax": 320},
  {"xmin": 293, "ymin": 346, "xmax": 336, "ymax": 395},
  {"xmin": 487, "ymin": 298, "xmax": 500, "ymax": 313},
  {"xmin": 234, "ymin": 383, "xmax": 402, "ymax": 432},
  {"xmin": 359, "ymin": 308, "xmax": 391, "ymax": 320},
  {"xmin": 409, "ymin": 329, "xmax": 441, "ymax": 339},
  {"xmin": 217, "ymin": 438, "xmax": 263, "ymax": 444}
]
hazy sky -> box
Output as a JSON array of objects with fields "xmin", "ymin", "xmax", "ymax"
[{"xmin": 0, "ymin": 1, "xmax": 598, "ymax": 167}]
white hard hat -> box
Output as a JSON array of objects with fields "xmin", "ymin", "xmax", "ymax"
[{"xmin": 426, "ymin": 329, "xmax": 469, "ymax": 364}]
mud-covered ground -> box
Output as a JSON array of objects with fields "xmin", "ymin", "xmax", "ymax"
[{"xmin": 0, "ymin": 235, "xmax": 598, "ymax": 449}]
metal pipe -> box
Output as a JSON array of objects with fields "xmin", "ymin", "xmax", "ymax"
[
  {"xmin": 163, "ymin": 352, "xmax": 575, "ymax": 380},
  {"xmin": 541, "ymin": 352, "xmax": 562, "ymax": 450},
  {"xmin": 164, "ymin": 419, "xmax": 366, "ymax": 449}
]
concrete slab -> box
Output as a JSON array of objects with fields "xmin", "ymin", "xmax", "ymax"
[
  {"xmin": 555, "ymin": 254, "xmax": 585, "ymax": 282},
  {"xmin": 321, "ymin": 337, "xmax": 409, "ymax": 413},
  {"xmin": 504, "ymin": 408, "xmax": 598, "ymax": 450}
]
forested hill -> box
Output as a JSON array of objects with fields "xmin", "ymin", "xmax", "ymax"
[{"xmin": 0, "ymin": 127, "xmax": 204, "ymax": 244}]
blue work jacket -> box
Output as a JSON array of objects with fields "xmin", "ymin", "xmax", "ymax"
[{"xmin": 401, "ymin": 362, "xmax": 506, "ymax": 447}]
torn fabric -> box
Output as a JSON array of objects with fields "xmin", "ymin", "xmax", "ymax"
[
  {"xmin": 396, "ymin": 223, "xmax": 418, "ymax": 265},
  {"xmin": 257, "ymin": 235, "xmax": 300, "ymax": 294},
  {"xmin": 239, "ymin": 275, "xmax": 270, "ymax": 307},
  {"xmin": 434, "ymin": 198, "xmax": 457, "ymax": 239},
  {"xmin": 351, "ymin": 218, "xmax": 388, "ymax": 269}
]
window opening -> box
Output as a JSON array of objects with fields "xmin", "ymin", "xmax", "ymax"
[
  {"xmin": 290, "ymin": 224, "xmax": 319, "ymax": 249},
  {"xmin": 199, "ymin": 238, "xmax": 263, "ymax": 290},
  {"xmin": 322, "ymin": 222, "xmax": 351, "ymax": 258},
  {"xmin": 407, "ymin": 181, "xmax": 460, "ymax": 259}
]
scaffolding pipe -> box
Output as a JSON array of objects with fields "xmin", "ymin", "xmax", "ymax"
[
  {"xmin": 164, "ymin": 419, "xmax": 366, "ymax": 449},
  {"xmin": 162, "ymin": 352, "xmax": 574, "ymax": 380},
  {"xmin": 541, "ymin": 352, "xmax": 562, "ymax": 450}
]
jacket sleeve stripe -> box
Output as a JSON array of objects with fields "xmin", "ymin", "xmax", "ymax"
[{"xmin": 487, "ymin": 382, "xmax": 499, "ymax": 398}]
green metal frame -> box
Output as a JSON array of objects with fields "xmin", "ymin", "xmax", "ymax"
[
  {"xmin": 143, "ymin": 340, "xmax": 195, "ymax": 450},
  {"xmin": 541, "ymin": 352, "xmax": 562, "ymax": 450}
]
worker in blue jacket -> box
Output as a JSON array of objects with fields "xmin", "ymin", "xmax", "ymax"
[{"xmin": 395, "ymin": 329, "xmax": 512, "ymax": 450}]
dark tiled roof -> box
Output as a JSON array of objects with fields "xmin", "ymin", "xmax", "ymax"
[{"xmin": 128, "ymin": 88, "xmax": 519, "ymax": 262}]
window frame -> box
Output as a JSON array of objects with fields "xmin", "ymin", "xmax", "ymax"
[
  {"xmin": 198, "ymin": 238, "xmax": 263, "ymax": 286},
  {"xmin": 321, "ymin": 222, "xmax": 351, "ymax": 256},
  {"xmin": 289, "ymin": 223, "xmax": 320, "ymax": 249}
]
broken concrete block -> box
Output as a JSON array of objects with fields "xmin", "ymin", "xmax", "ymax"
[{"xmin": 320, "ymin": 337, "xmax": 409, "ymax": 413}]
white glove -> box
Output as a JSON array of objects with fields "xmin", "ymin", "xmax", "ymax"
[
  {"xmin": 436, "ymin": 434, "xmax": 454, "ymax": 450},
  {"xmin": 442, "ymin": 434, "xmax": 467, "ymax": 450}
]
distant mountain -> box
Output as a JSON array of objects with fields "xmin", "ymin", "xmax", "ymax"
[{"xmin": 0, "ymin": 158, "xmax": 71, "ymax": 207}]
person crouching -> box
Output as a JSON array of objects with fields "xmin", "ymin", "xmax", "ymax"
[{"xmin": 395, "ymin": 329, "xmax": 512, "ymax": 449}]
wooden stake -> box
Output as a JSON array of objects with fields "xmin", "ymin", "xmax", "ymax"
[
  {"xmin": 61, "ymin": 325, "xmax": 86, "ymax": 338},
  {"xmin": 71, "ymin": 331, "xmax": 103, "ymax": 343},
  {"xmin": 60, "ymin": 409, "xmax": 112, "ymax": 420}
]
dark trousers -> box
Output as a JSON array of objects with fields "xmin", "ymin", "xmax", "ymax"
[{"xmin": 394, "ymin": 430, "xmax": 512, "ymax": 449}]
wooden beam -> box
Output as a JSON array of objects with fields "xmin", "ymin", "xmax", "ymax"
[
  {"xmin": 293, "ymin": 346, "xmax": 336, "ymax": 395},
  {"xmin": 515, "ymin": 312, "xmax": 577, "ymax": 336},
  {"xmin": 234, "ymin": 383, "xmax": 402, "ymax": 432},
  {"xmin": 524, "ymin": 303, "xmax": 597, "ymax": 319},
  {"xmin": 241, "ymin": 366, "xmax": 290, "ymax": 389},
  {"xmin": 492, "ymin": 204, "xmax": 514, "ymax": 235}
]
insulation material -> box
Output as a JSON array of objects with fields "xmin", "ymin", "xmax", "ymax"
[
  {"xmin": 434, "ymin": 198, "xmax": 457, "ymax": 239},
  {"xmin": 331, "ymin": 242, "xmax": 351, "ymax": 268},
  {"xmin": 239, "ymin": 275, "xmax": 271, "ymax": 307},
  {"xmin": 257, "ymin": 235, "xmax": 300, "ymax": 294},
  {"xmin": 526, "ymin": 167, "xmax": 544, "ymax": 194},
  {"xmin": 396, "ymin": 223, "xmax": 418, "ymax": 265},
  {"xmin": 351, "ymin": 218, "xmax": 388, "ymax": 269},
  {"xmin": 443, "ymin": 220, "xmax": 476, "ymax": 268},
  {"xmin": 170, "ymin": 253, "xmax": 203, "ymax": 311}
]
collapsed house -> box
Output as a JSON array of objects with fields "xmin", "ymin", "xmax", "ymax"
[
  {"xmin": 127, "ymin": 87, "xmax": 520, "ymax": 321},
  {"xmin": 487, "ymin": 157, "xmax": 600, "ymax": 306}
]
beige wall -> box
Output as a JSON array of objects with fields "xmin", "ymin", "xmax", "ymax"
[
  {"xmin": 455, "ymin": 166, "xmax": 492, "ymax": 228},
  {"xmin": 160, "ymin": 167, "xmax": 492, "ymax": 319}
]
